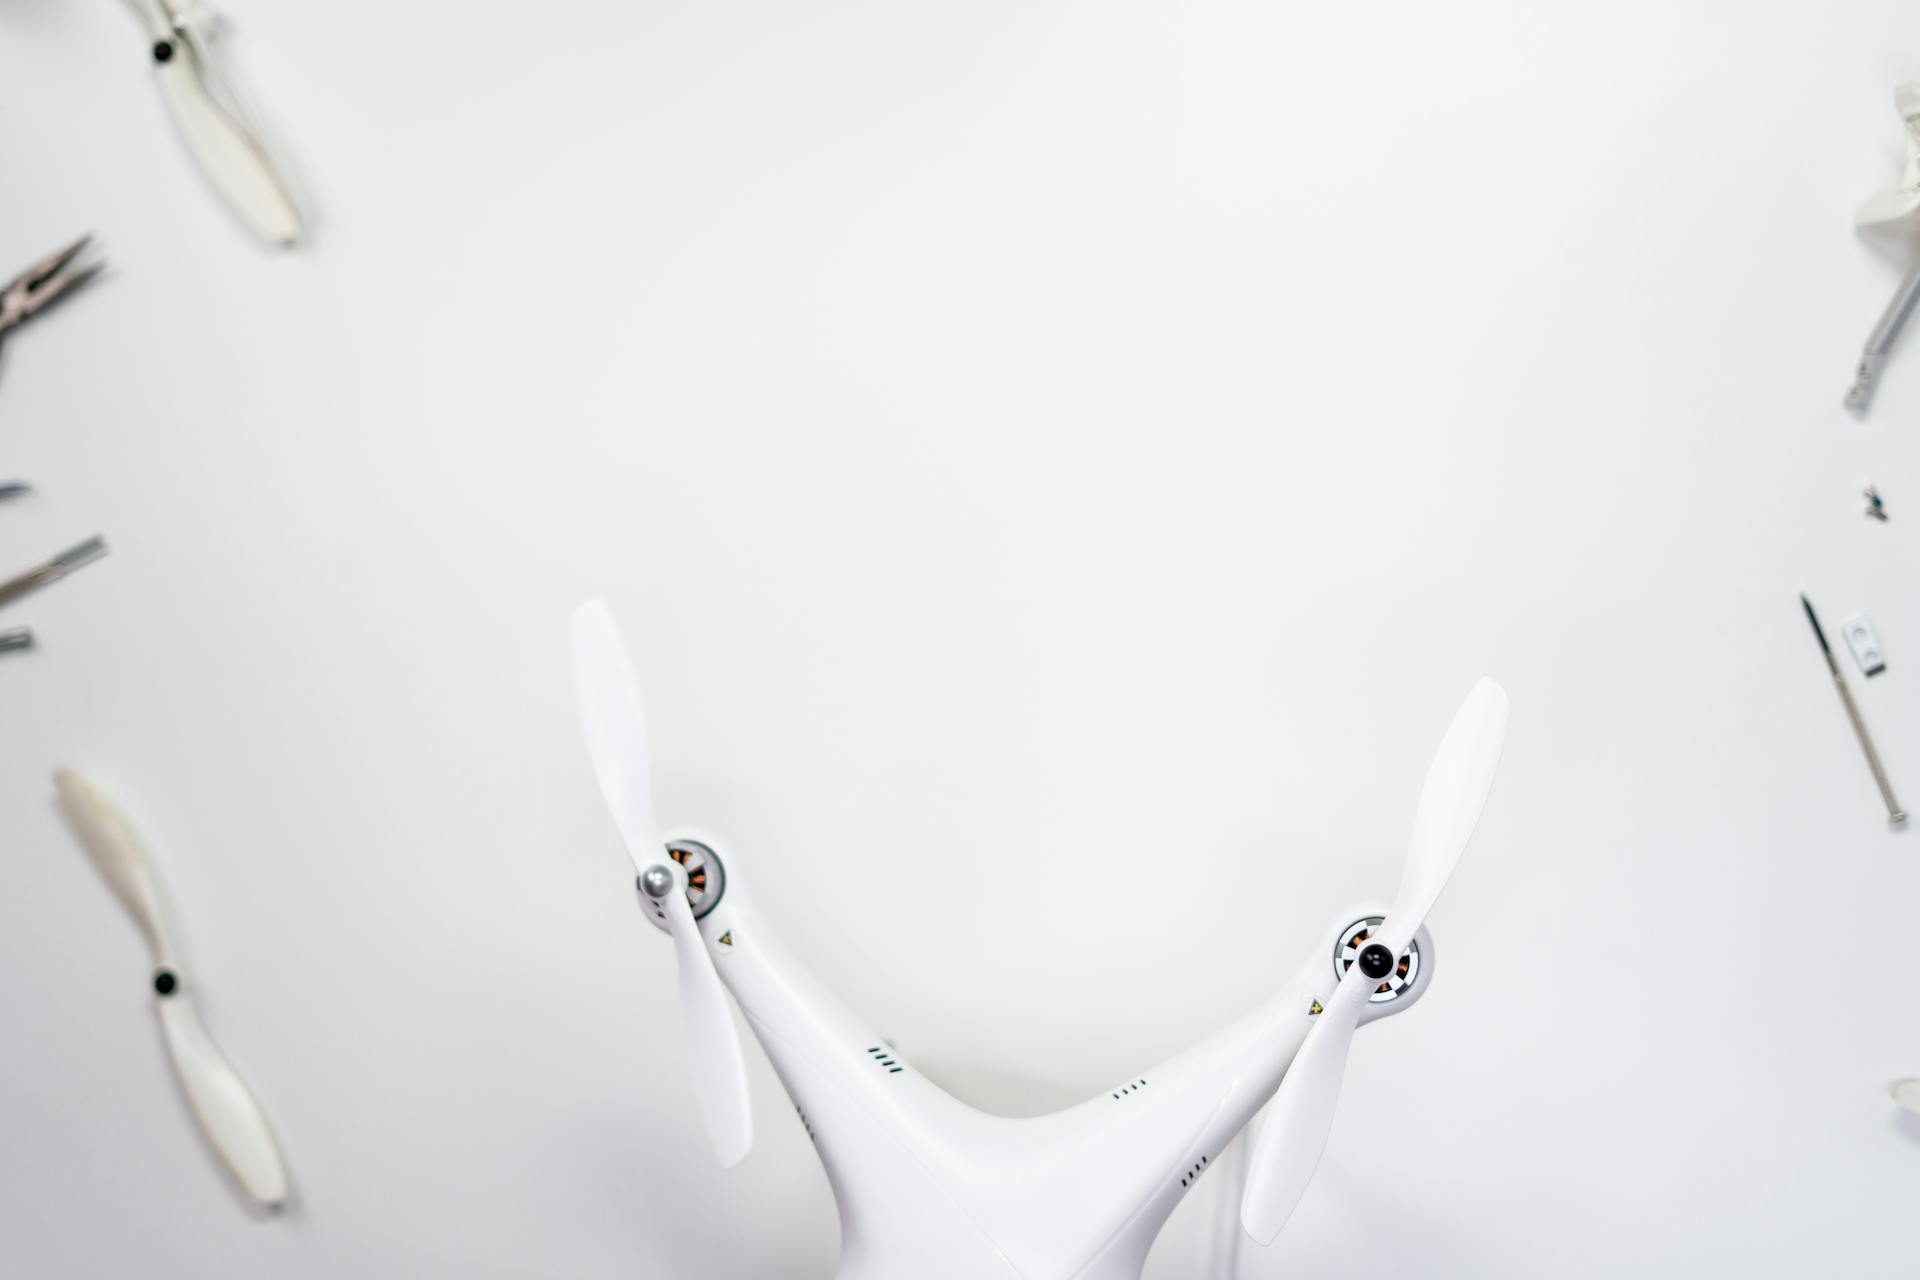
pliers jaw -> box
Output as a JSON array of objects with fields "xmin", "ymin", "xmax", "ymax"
[{"xmin": 0, "ymin": 235, "xmax": 105, "ymax": 335}]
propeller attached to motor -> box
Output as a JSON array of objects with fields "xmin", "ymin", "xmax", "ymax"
[
  {"xmin": 571, "ymin": 599, "xmax": 754, "ymax": 1169},
  {"xmin": 1240, "ymin": 677, "xmax": 1509, "ymax": 1245}
]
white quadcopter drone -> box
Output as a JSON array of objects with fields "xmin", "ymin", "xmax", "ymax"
[{"xmin": 571, "ymin": 600, "xmax": 1509, "ymax": 1279}]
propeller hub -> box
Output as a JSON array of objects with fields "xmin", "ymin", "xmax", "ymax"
[
  {"xmin": 1335, "ymin": 916, "xmax": 1422, "ymax": 1003},
  {"xmin": 1356, "ymin": 943, "xmax": 1395, "ymax": 980},
  {"xmin": 639, "ymin": 865, "xmax": 675, "ymax": 899}
]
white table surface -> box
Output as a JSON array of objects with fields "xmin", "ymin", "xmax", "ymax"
[{"xmin": 3, "ymin": 2, "xmax": 1918, "ymax": 1275}]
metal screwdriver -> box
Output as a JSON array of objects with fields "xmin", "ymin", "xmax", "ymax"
[
  {"xmin": 0, "ymin": 535, "xmax": 108, "ymax": 611},
  {"xmin": 1802, "ymin": 593, "xmax": 1907, "ymax": 824}
]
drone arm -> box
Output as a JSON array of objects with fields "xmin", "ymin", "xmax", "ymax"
[
  {"xmin": 1207, "ymin": 1129, "xmax": 1254, "ymax": 1279},
  {"xmin": 1015, "ymin": 906, "xmax": 1422, "ymax": 1275},
  {"xmin": 683, "ymin": 869, "xmax": 1027, "ymax": 1276}
]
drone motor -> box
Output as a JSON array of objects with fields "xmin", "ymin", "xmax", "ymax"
[
  {"xmin": 633, "ymin": 839, "xmax": 728, "ymax": 925},
  {"xmin": 1333, "ymin": 916, "xmax": 1419, "ymax": 1004}
]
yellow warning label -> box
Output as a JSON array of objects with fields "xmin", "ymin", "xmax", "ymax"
[
  {"xmin": 1309, "ymin": 1000, "xmax": 1323, "ymax": 1015},
  {"xmin": 718, "ymin": 932, "xmax": 733, "ymax": 947}
]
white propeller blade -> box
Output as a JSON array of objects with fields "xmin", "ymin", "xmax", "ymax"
[
  {"xmin": 571, "ymin": 600, "xmax": 666, "ymax": 880},
  {"xmin": 1240, "ymin": 678, "xmax": 1508, "ymax": 1246},
  {"xmin": 1238, "ymin": 967, "xmax": 1372, "ymax": 1245},
  {"xmin": 657, "ymin": 861, "xmax": 753, "ymax": 1168},
  {"xmin": 154, "ymin": 990, "xmax": 291, "ymax": 1203},
  {"xmin": 1376, "ymin": 678, "xmax": 1510, "ymax": 959},
  {"xmin": 54, "ymin": 770, "xmax": 289, "ymax": 1207},
  {"xmin": 139, "ymin": 6, "xmax": 303, "ymax": 245},
  {"xmin": 570, "ymin": 599, "xmax": 753, "ymax": 1168}
]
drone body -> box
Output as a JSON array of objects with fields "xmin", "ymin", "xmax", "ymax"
[
  {"xmin": 650, "ymin": 832, "xmax": 1426, "ymax": 1279},
  {"xmin": 571, "ymin": 600, "xmax": 1507, "ymax": 1279}
]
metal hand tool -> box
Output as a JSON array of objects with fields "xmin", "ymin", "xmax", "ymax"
[
  {"xmin": 1844, "ymin": 265, "xmax": 1920, "ymax": 415},
  {"xmin": 0, "ymin": 237, "xmax": 104, "ymax": 349},
  {"xmin": 0, "ymin": 536, "xmax": 109, "ymax": 612},
  {"xmin": 1802, "ymin": 594, "xmax": 1907, "ymax": 824}
]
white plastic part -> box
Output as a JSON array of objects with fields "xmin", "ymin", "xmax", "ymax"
[
  {"xmin": 1206, "ymin": 1126, "xmax": 1252, "ymax": 1278},
  {"xmin": 1239, "ymin": 678, "xmax": 1508, "ymax": 1245},
  {"xmin": 151, "ymin": 31, "xmax": 302, "ymax": 245},
  {"xmin": 659, "ymin": 861, "xmax": 753, "ymax": 1168},
  {"xmin": 1896, "ymin": 1078, "xmax": 1920, "ymax": 1116},
  {"xmin": 570, "ymin": 599, "xmax": 755, "ymax": 1167},
  {"xmin": 1856, "ymin": 83, "xmax": 1920, "ymax": 228},
  {"xmin": 1841, "ymin": 615, "xmax": 1887, "ymax": 678},
  {"xmin": 156, "ymin": 991, "xmax": 289, "ymax": 1204},
  {"xmin": 570, "ymin": 599, "xmax": 1493, "ymax": 1279},
  {"xmin": 666, "ymin": 826, "xmax": 1429, "ymax": 1280},
  {"xmin": 53, "ymin": 770, "xmax": 177, "ymax": 966},
  {"xmin": 1378, "ymin": 677, "xmax": 1510, "ymax": 957},
  {"xmin": 52, "ymin": 769, "xmax": 289, "ymax": 1207},
  {"xmin": 1238, "ymin": 955, "xmax": 1372, "ymax": 1246},
  {"xmin": 570, "ymin": 599, "xmax": 666, "ymax": 881}
]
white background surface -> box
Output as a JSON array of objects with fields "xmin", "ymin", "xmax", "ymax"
[{"xmin": 3, "ymin": 2, "xmax": 1918, "ymax": 1275}]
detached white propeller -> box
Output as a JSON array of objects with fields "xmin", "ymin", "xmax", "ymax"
[
  {"xmin": 127, "ymin": 0, "xmax": 303, "ymax": 245},
  {"xmin": 571, "ymin": 599, "xmax": 754, "ymax": 1168},
  {"xmin": 53, "ymin": 770, "xmax": 289, "ymax": 1207},
  {"xmin": 1240, "ymin": 678, "xmax": 1508, "ymax": 1245}
]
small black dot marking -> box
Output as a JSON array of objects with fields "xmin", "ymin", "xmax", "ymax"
[
  {"xmin": 153, "ymin": 969, "xmax": 178, "ymax": 996},
  {"xmin": 152, "ymin": 39, "xmax": 175, "ymax": 63}
]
